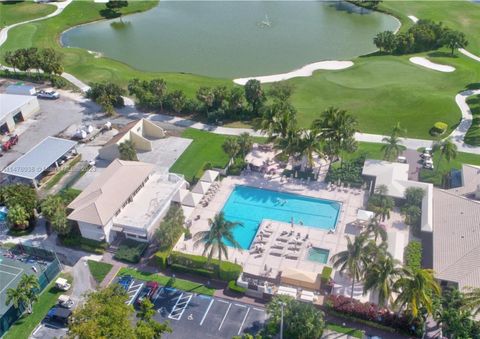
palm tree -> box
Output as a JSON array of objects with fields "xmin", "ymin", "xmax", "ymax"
[
  {"xmin": 363, "ymin": 252, "xmax": 401, "ymax": 307},
  {"xmin": 392, "ymin": 122, "xmax": 407, "ymax": 138},
  {"xmin": 368, "ymin": 185, "xmax": 394, "ymax": 222},
  {"xmin": 7, "ymin": 205, "xmax": 29, "ymax": 230},
  {"xmin": 222, "ymin": 137, "xmax": 240, "ymax": 161},
  {"xmin": 5, "ymin": 287, "xmax": 29, "ymax": 311},
  {"xmin": 297, "ymin": 129, "xmax": 323, "ymax": 169},
  {"xmin": 381, "ymin": 134, "xmax": 403, "ymax": 161},
  {"xmin": 118, "ymin": 140, "xmax": 138, "ymax": 161},
  {"xmin": 330, "ymin": 235, "xmax": 368, "ymax": 300},
  {"xmin": 433, "ymin": 138, "xmax": 457, "ymax": 174},
  {"xmin": 312, "ymin": 107, "xmax": 358, "ymax": 162},
  {"xmin": 193, "ymin": 212, "xmax": 243, "ymax": 263},
  {"xmin": 274, "ymin": 126, "xmax": 301, "ymax": 161},
  {"xmin": 237, "ymin": 132, "xmax": 253, "ymax": 158},
  {"xmin": 461, "ymin": 286, "xmax": 480, "ymax": 316},
  {"xmin": 364, "ymin": 218, "xmax": 387, "ymax": 242},
  {"xmin": 19, "ymin": 274, "xmax": 40, "ymax": 313},
  {"xmin": 393, "ymin": 268, "xmax": 441, "ymax": 318}
]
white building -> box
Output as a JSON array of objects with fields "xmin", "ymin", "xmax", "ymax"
[
  {"xmin": 67, "ymin": 159, "xmax": 186, "ymax": 243},
  {"xmin": 0, "ymin": 94, "xmax": 39, "ymax": 134}
]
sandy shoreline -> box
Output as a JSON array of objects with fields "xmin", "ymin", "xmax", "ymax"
[
  {"xmin": 233, "ymin": 60, "xmax": 354, "ymax": 85},
  {"xmin": 409, "ymin": 57, "xmax": 455, "ymax": 72}
]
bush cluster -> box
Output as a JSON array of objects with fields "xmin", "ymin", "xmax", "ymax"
[
  {"xmin": 4, "ymin": 47, "xmax": 63, "ymax": 75},
  {"xmin": 86, "ymin": 82, "xmax": 126, "ymax": 115},
  {"xmin": 374, "ymin": 20, "xmax": 468, "ymax": 55},
  {"xmin": 430, "ymin": 121, "xmax": 448, "ymax": 136},
  {"xmin": 0, "ymin": 69, "xmax": 68, "ymax": 88},
  {"xmin": 114, "ymin": 239, "xmax": 148, "ymax": 263},
  {"xmin": 326, "ymin": 295, "xmax": 424, "ymax": 337},
  {"xmin": 325, "ymin": 156, "xmax": 365, "ymax": 187}
]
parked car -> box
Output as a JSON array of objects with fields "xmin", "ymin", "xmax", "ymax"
[
  {"xmin": 423, "ymin": 159, "xmax": 434, "ymax": 169},
  {"xmin": 37, "ymin": 89, "xmax": 60, "ymax": 100},
  {"xmin": 118, "ymin": 275, "xmax": 133, "ymax": 291},
  {"xmin": 44, "ymin": 306, "xmax": 72, "ymax": 327},
  {"xmin": 2, "ymin": 134, "xmax": 19, "ymax": 151},
  {"xmin": 136, "ymin": 281, "xmax": 159, "ymax": 304},
  {"xmin": 57, "ymin": 295, "xmax": 74, "ymax": 309}
]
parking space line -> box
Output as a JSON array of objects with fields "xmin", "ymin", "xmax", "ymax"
[
  {"xmin": 126, "ymin": 282, "xmax": 144, "ymax": 305},
  {"xmin": 200, "ymin": 298, "xmax": 214, "ymax": 326},
  {"xmin": 253, "ymin": 307, "xmax": 264, "ymax": 312},
  {"xmin": 234, "ymin": 303, "xmax": 246, "ymax": 308},
  {"xmin": 238, "ymin": 307, "xmax": 251, "ymax": 335},
  {"xmin": 217, "ymin": 299, "xmax": 229, "ymax": 304},
  {"xmin": 218, "ymin": 303, "xmax": 232, "ymax": 331},
  {"xmin": 168, "ymin": 293, "xmax": 193, "ymax": 320}
]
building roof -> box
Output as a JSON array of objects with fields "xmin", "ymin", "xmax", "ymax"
[
  {"xmin": 447, "ymin": 164, "xmax": 480, "ymax": 198},
  {"xmin": 362, "ymin": 159, "xmax": 409, "ymax": 198},
  {"xmin": 103, "ymin": 120, "xmax": 139, "ymax": 147},
  {"xmin": 432, "ymin": 189, "xmax": 480, "ymax": 289},
  {"xmin": 68, "ymin": 160, "xmax": 154, "ymax": 225},
  {"xmin": 0, "ymin": 93, "xmax": 38, "ymax": 121},
  {"xmin": 2, "ymin": 136, "xmax": 77, "ymax": 180}
]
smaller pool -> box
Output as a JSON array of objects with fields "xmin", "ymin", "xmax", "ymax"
[
  {"xmin": 307, "ymin": 247, "xmax": 330, "ymax": 264},
  {"xmin": 0, "ymin": 206, "xmax": 7, "ymax": 222}
]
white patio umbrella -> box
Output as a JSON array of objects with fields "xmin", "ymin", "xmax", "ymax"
[
  {"xmin": 182, "ymin": 192, "xmax": 203, "ymax": 207},
  {"xmin": 200, "ymin": 170, "xmax": 219, "ymax": 183},
  {"xmin": 172, "ymin": 188, "xmax": 189, "ymax": 203}
]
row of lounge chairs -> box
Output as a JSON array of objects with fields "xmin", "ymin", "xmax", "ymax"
[{"xmin": 200, "ymin": 182, "xmax": 221, "ymax": 207}]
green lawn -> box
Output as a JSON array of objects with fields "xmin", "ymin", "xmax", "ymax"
[
  {"xmin": 326, "ymin": 323, "xmax": 363, "ymax": 338},
  {"xmin": 3, "ymin": 274, "xmax": 71, "ymax": 339},
  {"xmin": 87, "ymin": 260, "xmax": 113, "ymax": 284},
  {"xmin": 342, "ymin": 142, "xmax": 389, "ymax": 161},
  {"xmin": 464, "ymin": 94, "xmax": 480, "ymax": 146},
  {"xmin": 1, "ymin": 0, "xmax": 480, "ymax": 139},
  {"xmin": 118, "ymin": 268, "xmax": 215, "ymax": 296},
  {"xmin": 0, "ymin": 1, "xmax": 55, "ymax": 28},
  {"xmin": 170, "ymin": 128, "xmax": 231, "ymax": 182}
]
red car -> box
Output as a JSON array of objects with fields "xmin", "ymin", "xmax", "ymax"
[
  {"xmin": 2, "ymin": 134, "xmax": 18, "ymax": 151},
  {"xmin": 136, "ymin": 281, "xmax": 159, "ymax": 304}
]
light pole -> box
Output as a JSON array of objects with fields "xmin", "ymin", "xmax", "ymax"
[{"xmin": 279, "ymin": 301, "xmax": 286, "ymax": 339}]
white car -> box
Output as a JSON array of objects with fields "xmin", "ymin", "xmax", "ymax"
[
  {"xmin": 37, "ymin": 90, "xmax": 60, "ymax": 100},
  {"xmin": 55, "ymin": 278, "xmax": 71, "ymax": 291},
  {"xmin": 57, "ymin": 295, "xmax": 74, "ymax": 309}
]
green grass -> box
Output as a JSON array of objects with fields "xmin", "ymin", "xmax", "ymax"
[
  {"xmin": 1, "ymin": 0, "xmax": 480, "ymax": 139},
  {"xmin": 326, "ymin": 323, "xmax": 363, "ymax": 339},
  {"xmin": 341, "ymin": 141, "xmax": 389, "ymax": 162},
  {"xmin": 380, "ymin": 0, "xmax": 480, "ymax": 55},
  {"xmin": 3, "ymin": 274, "xmax": 71, "ymax": 339},
  {"xmin": 87, "ymin": 260, "xmax": 113, "ymax": 284},
  {"xmin": 118, "ymin": 267, "xmax": 215, "ymax": 296},
  {"xmin": 0, "ymin": 1, "xmax": 55, "ymax": 28},
  {"xmin": 170, "ymin": 128, "xmax": 231, "ymax": 182},
  {"xmin": 419, "ymin": 150, "xmax": 480, "ymax": 186},
  {"xmin": 464, "ymin": 94, "xmax": 480, "ymax": 145}
]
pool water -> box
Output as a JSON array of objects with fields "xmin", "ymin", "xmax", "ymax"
[
  {"xmin": 221, "ymin": 185, "xmax": 341, "ymax": 249},
  {"xmin": 307, "ymin": 247, "xmax": 330, "ymax": 264}
]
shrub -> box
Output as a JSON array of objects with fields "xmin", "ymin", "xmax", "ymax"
[
  {"xmin": 59, "ymin": 234, "xmax": 107, "ymax": 254},
  {"xmin": 228, "ymin": 280, "xmax": 247, "ymax": 294},
  {"xmin": 50, "ymin": 76, "xmax": 68, "ymax": 88},
  {"xmin": 114, "ymin": 239, "xmax": 148, "ymax": 263},
  {"xmin": 153, "ymin": 250, "xmax": 170, "ymax": 270},
  {"xmin": 430, "ymin": 122, "xmax": 448, "ymax": 136},
  {"xmin": 218, "ymin": 261, "xmax": 243, "ymax": 281},
  {"xmin": 321, "ymin": 266, "xmax": 333, "ymax": 283},
  {"xmin": 155, "ymin": 204, "xmax": 185, "ymax": 251},
  {"xmin": 326, "ymin": 295, "xmax": 424, "ymax": 337},
  {"xmin": 325, "ymin": 156, "xmax": 365, "ymax": 187},
  {"xmin": 404, "ymin": 241, "xmax": 422, "ymax": 271},
  {"xmin": 171, "ymin": 264, "xmax": 215, "ymax": 278},
  {"xmin": 228, "ymin": 158, "xmax": 246, "ymax": 176}
]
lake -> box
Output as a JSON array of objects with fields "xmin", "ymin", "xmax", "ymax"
[{"xmin": 61, "ymin": 1, "xmax": 399, "ymax": 78}]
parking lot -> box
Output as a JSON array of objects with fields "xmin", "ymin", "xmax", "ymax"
[
  {"xmin": 153, "ymin": 287, "xmax": 265, "ymax": 338},
  {"xmin": 115, "ymin": 276, "xmax": 266, "ymax": 338}
]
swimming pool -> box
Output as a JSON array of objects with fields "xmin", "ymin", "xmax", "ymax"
[
  {"xmin": 0, "ymin": 206, "xmax": 7, "ymax": 222},
  {"xmin": 307, "ymin": 247, "xmax": 330, "ymax": 264},
  {"xmin": 221, "ymin": 185, "xmax": 341, "ymax": 249}
]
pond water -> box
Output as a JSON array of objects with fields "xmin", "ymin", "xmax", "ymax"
[{"xmin": 61, "ymin": 1, "xmax": 399, "ymax": 78}]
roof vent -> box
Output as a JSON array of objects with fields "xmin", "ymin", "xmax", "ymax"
[{"xmin": 475, "ymin": 185, "xmax": 480, "ymax": 200}]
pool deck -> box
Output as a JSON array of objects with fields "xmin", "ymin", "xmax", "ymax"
[{"xmin": 174, "ymin": 172, "xmax": 413, "ymax": 303}]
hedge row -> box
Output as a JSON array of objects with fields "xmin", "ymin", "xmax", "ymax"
[
  {"xmin": 228, "ymin": 280, "xmax": 247, "ymax": 294},
  {"xmin": 155, "ymin": 251, "xmax": 243, "ymax": 282},
  {"xmin": 403, "ymin": 241, "xmax": 422, "ymax": 271},
  {"xmin": 114, "ymin": 239, "xmax": 148, "ymax": 263}
]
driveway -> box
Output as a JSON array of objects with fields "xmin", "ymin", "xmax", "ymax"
[{"xmin": 403, "ymin": 149, "xmax": 422, "ymax": 181}]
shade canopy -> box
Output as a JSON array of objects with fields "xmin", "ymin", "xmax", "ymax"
[
  {"xmin": 280, "ymin": 267, "xmax": 321, "ymax": 290},
  {"xmin": 192, "ymin": 181, "xmax": 211, "ymax": 195},
  {"xmin": 182, "ymin": 192, "xmax": 203, "ymax": 207},
  {"xmin": 172, "ymin": 189, "xmax": 189, "ymax": 203},
  {"xmin": 200, "ymin": 170, "xmax": 219, "ymax": 183},
  {"xmin": 356, "ymin": 209, "xmax": 375, "ymax": 222}
]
